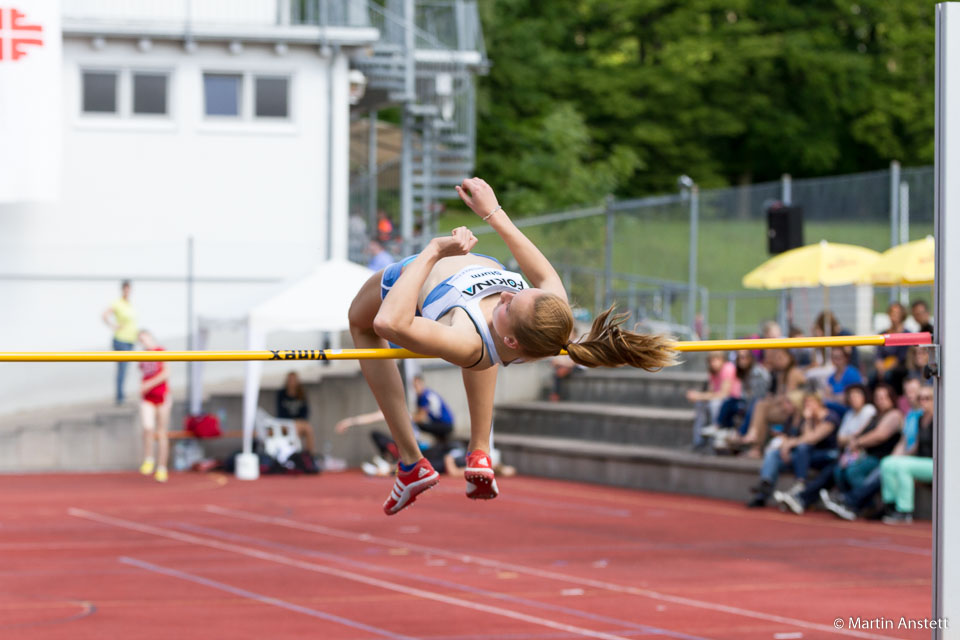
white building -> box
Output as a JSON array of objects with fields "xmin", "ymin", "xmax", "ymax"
[{"xmin": 0, "ymin": 2, "xmax": 378, "ymax": 410}]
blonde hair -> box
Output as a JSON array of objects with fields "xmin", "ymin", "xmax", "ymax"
[{"xmin": 512, "ymin": 296, "xmax": 676, "ymax": 371}]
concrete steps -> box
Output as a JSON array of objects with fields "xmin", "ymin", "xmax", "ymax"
[
  {"xmin": 0, "ymin": 405, "xmax": 140, "ymax": 472},
  {"xmin": 495, "ymin": 434, "xmax": 779, "ymax": 502},
  {"xmin": 556, "ymin": 371, "xmax": 706, "ymax": 408},
  {"xmin": 494, "ymin": 401, "xmax": 694, "ymax": 449}
]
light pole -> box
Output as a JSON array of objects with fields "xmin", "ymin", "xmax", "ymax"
[{"xmin": 679, "ymin": 175, "xmax": 699, "ymax": 337}]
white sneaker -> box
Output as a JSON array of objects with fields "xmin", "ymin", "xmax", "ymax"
[
  {"xmin": 372, "ymin": 455, "xmax": 392, "ymax": 475},
  {"xmin": 701, "ymin": 424, "xmax": 720, "ymax": 437},
  {"xmin": 361, "ymin": 462, "xmax": 381, "ymax": 477},
  {"xmin": 820, "ymin": 488, "xmax": 856, "ymax": 521},
  {"xmin": 774, "ymin": 490, "xmax": 805, "ymax": 515}
]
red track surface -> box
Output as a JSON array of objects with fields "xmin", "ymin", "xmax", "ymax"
[{"xmin": 0, "ymin": 471, "xmax": 932, "ymax": 640}]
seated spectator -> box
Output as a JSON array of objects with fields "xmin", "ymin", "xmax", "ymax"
[
  {"xmin": 822, "ymin": 347, "xmax": 863, "ymax": 404},
  {"xmin": 910, "ymin": 299, "xmax": 934, "ymax": 335},
  {"xmin": 366, "ymin": 239, "xmax": 395, "ymax": 272},
  {"xmin": 812, "ymin": 311, "xmax": 859, "ymax": 368},
  {"xmin": 412, "ymin": 375, "xmax": 454, "ymax": 445},
  {"xmin": 746, "ymin": 392, "xmax": 839, "ymax": 507},
  {"xmin": 873, "ymin": 302, "xmax": 910, "ymax": 393},
  {"xmin": 688, "ymin": 352, "xmax": 741, "ymax": 450},
  {"xmin": 835, "ymin": 384, "xmax": 876, "ymax": 448},
  {"xmin": 789, "ymin": 325, "xmax": 813, "ymax": 368},
  {"xmin": 903, "ymin": 347, "xmax": 934, "ymax": 387},
  {"xmin": 898, "ymin": 377, "xmax": 922, "ymax": 415},
  {"xmin": 443, "ymin": 446, "xmax": 517, "ymax": 479},
  {"xmin": 276, "ymin": 371, "xmax": 316, "ymax": 454},
  {"xmin": 750, "ymin": 320, "xmax": 782, "ymax": 365},
  {"xmin": 715, "ymin": 350, "xmax": 771, "ymax": 436},
  {"xmin": 336, "ymin": 379, "xmax": 455, "ymax": 468},
  {"xmin": 548, "ymin": 353, "xmax": 582, "ymax": 401},
  {"xmin": 775, "ymin": 384, "xmax": 903, "ymax": 519},
  {"xmin": 733, "ymin": 348, "xmax": 807, "ymax": 458},
  {"xmin": 880, "ymin": 387, "xmax": 934, "ymax": 524}
]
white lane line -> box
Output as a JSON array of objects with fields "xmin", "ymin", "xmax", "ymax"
[
  {"xmin": 118, "ymin": 556, "xmax": 417, "ymax": 640},
  {"xmin": 69, "ymin": 508, "xmax": 632, "ymax": 640},
  {"xmin": 205, "ymin": 505, "xmax": 905, "ymax": 640}
]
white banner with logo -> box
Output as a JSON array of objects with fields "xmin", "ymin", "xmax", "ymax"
[{"xmin": 0, "ymin": 1, "xmax": 61, "ymax": 202}]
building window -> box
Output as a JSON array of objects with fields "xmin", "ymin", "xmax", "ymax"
[
  {"xmin": 204, "ymin": 73, "xmax": 242, "ymax": 117},
  {"xmin": 255, "ymin": 76, "xmax": 289, "ymax": 118},
  {"xmin": 82, "ymin": 71, "xmax": 118, "ymax": 113},
  {"xmin": 132, "ymin": 73, "xmax": 168, "ymax": 115}
]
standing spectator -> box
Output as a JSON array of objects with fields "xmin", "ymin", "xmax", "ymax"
[
  {"xmin": 376, "ymin": 210, "xmax": 394, "ymax": 243},
  {"xmin": 747, "ymin": 392, "xmax": 840, "ymax": 507},
  {"xmin": 102, "ymin": 280, "xmax": 138, "ymax": 405},
  {"xmin": 276, "ymin": 371, "xmax": 316, "ymax": 454},
  {"xmin": 366, "ymin": 239, "xmax": 395, "ymax": 272},
  {"xmin": 822, "ymin": 347, "xmax": 863, "ymax": 404},
  {"xmin": 137, "ymin": 330, "xmax": 171, "ymax": 483},
  {"xmin": 910, "ymin": 300, "xmax": 934, "ymax": 335},
  {"xmin": 688, "ymin": 352, "xmax": 741, "ymax": 450},
  {"xmin": 881, "ymin": 387, "xmax": 934, "ymax": 524}
]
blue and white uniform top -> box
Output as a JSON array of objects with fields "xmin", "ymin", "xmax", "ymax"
[{"xmin": 420, "ymin": 265, "xmax": 530, "ymax": 367}]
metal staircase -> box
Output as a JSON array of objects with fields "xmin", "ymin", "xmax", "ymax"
[{"xmin": 344, "ymin": 0, "xmax": 487, "ymax": 245}]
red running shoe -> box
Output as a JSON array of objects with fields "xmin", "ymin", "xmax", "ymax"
[
  {"xmin": 382, "ymin": 458, "xmax": 439, "ymax": 515},
  {"xmin": 464, "ymin": 450, "xmax": 499, "ymax": 500}
]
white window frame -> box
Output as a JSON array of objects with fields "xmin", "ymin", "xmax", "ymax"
[
  {"xmin": 202, "ymin": 71, "xmax": 245, "ymax": 120},
  {"xmin": 130, "ymin": 69, "xmax": 172, "ymax": 119},
  {"xmin": 79, "ymin": 67, "xmax": 121, "ymax": 117},
  {"xmin": 252, "ymin": 74, "xmax": 291, "ymax": 120}
]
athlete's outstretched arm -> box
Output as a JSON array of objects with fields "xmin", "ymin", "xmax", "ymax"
[
  {"xmin": 456, "ymin": 178, "xmax": 566, "ymax": 301},
  {"xmin": 373, "ymin": 228, "xmax": 483, "ymax": 367}
]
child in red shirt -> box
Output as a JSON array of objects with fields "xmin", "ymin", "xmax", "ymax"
[{"xmin": 138, "ymin": 330, "xmax": 171, "ymax": 482}]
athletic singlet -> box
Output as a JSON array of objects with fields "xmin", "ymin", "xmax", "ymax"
[{"xmin": 421, "ymin": 265, "xmax": 530, "ymax": 367}]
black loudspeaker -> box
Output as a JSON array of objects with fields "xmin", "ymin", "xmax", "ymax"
[{"xmin": 767, "ymin": 203, "xmax": 804, "ymax": 254}]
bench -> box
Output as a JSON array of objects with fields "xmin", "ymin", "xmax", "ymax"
[{"xmin": 168, "ymin": 429, "xmax": 244, "ymax": 441}]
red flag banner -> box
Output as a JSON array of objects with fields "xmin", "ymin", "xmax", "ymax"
[{"xmin": 0, "ymin": 1, "xmax": 61, "ymax": 202}]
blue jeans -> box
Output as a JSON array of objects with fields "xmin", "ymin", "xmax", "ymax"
[
  {"xmin": 113, "ymin": 338, "xmax": 134, "ymax": 403},
  {"xmin": 717, "ymin": 397, "xmax": 745, "ymax": 429},
  {"xmin": 761, "ymin": 443, "xmax": 837, "ymax": 486}
]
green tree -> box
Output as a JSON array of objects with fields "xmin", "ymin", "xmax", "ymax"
[{"xmin": 475, "ymin": 0, "xmax": 936, "ymax": 206}]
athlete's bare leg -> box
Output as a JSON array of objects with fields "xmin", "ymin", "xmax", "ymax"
[
  {"xmin": 348, "ymin": 272, "xmax": 423, "ymax": 465},
  {"xmin": 461, "ymin": 366, "xmax": 498, "ymax": 453}
]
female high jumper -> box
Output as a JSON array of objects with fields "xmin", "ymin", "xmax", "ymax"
[{"xmin": 348, "ymin": 177, "xmax": 675, "ymax": 514}]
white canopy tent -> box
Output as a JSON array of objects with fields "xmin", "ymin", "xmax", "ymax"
[{"xmin": 193, "ymin": 259, "xmax": 374, "ymax": 478}]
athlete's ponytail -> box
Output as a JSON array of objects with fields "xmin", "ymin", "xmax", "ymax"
[
  {"xmin": 513, "ymin": 295, "xmax": 676, "ymax": 371},
  {"xmin": 565, "ymin": 305, "xmax": 676, "ymax": 371}
]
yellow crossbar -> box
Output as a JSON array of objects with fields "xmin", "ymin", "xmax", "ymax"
[{"xmin": 0, "ymin": 334, "xmax": 930, "ymax": 362}]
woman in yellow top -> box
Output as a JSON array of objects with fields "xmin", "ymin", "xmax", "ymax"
[{"xmin": 102, "ymin": 280, "xmax": 138, "ymax": 405}]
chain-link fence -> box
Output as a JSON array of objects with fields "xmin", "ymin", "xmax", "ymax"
[{"xmin": 353, "ymin": 163, "xmax": 935, "ymax": 339}]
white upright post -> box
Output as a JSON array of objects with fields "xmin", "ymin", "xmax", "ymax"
[{"xmin": 934, "ymin": 4, "xmax": 958, "ymax": 637}]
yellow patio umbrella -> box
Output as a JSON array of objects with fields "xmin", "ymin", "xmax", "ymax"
[
  {"xmin": 742, "ymin": 240, "xmax": 881, "ymax": 339},
  {"xmin": 742, "ymin": 240, "xmax": 882, "ymax": 289},
  {"xmin": 863, "ymin": 236, "xmax": 935, "ymax": 285}
]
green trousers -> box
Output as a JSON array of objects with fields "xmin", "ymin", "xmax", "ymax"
[{"xmin": 880, "ymin": 455, "xmax": 933, "ymax": 513}]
